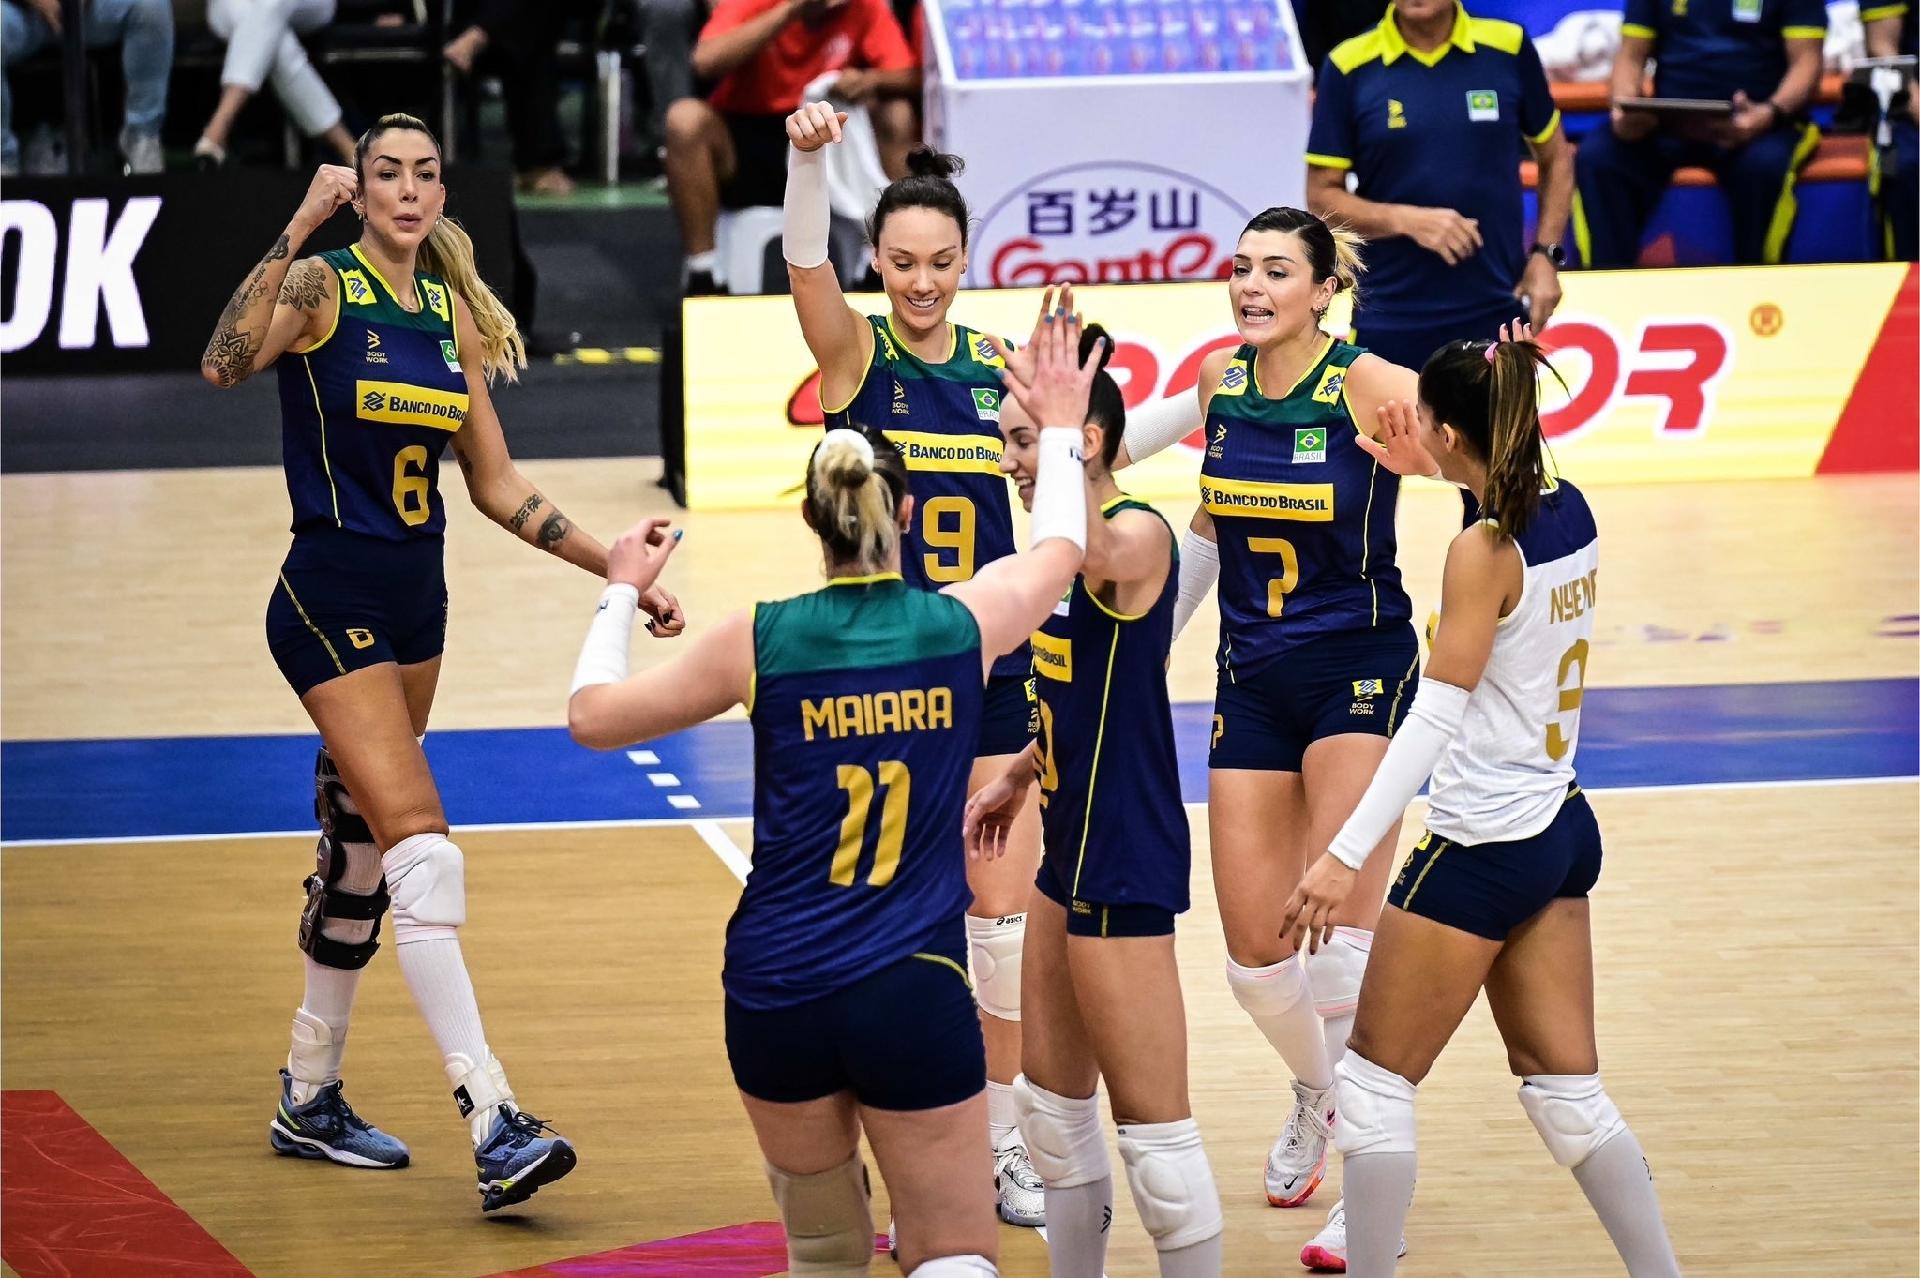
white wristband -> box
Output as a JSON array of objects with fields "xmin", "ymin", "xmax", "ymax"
[
  {"xmin": 1328, "ymin": 678, "xmax": 1471, "ymax": 869},
  {"xmin": 569, "ymin": 584, "xmax": 641, "ymax": 696},
  {"xmin": 1122, "ymin": 393, "xmax": 1203, "ymax": 465},
  {"xmin": 1172, "ymin": 529, "xmax": 1220, "ymax": 639},
  {"xmin": 782, "ymin": 146, "xmax": 831, "ymax": 269},
  {"xmin": 1027, "ymin": 426, "xmax": 1087, "ymax": 552}
]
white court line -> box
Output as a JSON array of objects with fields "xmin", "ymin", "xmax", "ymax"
[
  {"xmin": 692, "ymin": 819, "xmax": 751, "ymax": 882},
  {"xmin": 2, "ymin": 773, "xmax": 1912, "ymax": 849},
  {"xmin": 625, "ymin": 750, "xmax": 660, "ymax": 766}
]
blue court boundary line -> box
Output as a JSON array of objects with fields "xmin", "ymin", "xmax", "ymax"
[{"xmin": 2, "ymin": 678, "xmax": 1914, "ymax": 845}]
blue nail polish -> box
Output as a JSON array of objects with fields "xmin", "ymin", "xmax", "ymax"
[{"xmin": 672, "ymin": 529, "xmax": 685, "ymax": 541}]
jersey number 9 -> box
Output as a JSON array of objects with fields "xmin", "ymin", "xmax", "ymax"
[
  {"xmin": 921, "ymin": 496, "xmax": 976, "ymax": 582},
  {"xmin": 1247, "ymin": 536, "xmax": 1300, "ymax": 617},
  {"xmin": 1035, "ymin": 700, "xmax": 1060, "ymax": 809},
  {"xmin": 832, "ymin": 761, "xmax": 912, "ymax": 888},
  {"xmin": 392, "ymin": 445, "xmax": 431, "ymax": 526}
]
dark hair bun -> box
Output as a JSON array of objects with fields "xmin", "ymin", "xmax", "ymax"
[
  {"xmin": 1079, "ymin": 322, "xmax": 1116, "ymax": 374},
  {"xmin": 905, "ymin": 147, "xmax": 964, "ymax": 181}
]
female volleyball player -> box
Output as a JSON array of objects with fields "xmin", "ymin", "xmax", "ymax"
[
  {"xmin": 566, "ymin": 292, "xmax": 1101, "ymax": 1278},
  {"xmin": 202, "ymin": 113, "xmax": 681, "ymax": 1210},
  {"xmin": 966, "ymin": 324, "xmax": 1225, "ymax": 1278},
  {"xmin": 779, "ymin": 98, "xmax": 1202, "ymax": 1224},
  {"xmin": 1279, "ymin": 324, "xmax": 1681, "ymax": 1278},
  {"xmin": 1116, "ymin": 207, "xmax": 1436, "ymax": 1226}
]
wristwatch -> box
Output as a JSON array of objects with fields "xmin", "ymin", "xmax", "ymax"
[{"xmin": 1530, "ymin": 241, "xmax": 1566, "ymax": 268}]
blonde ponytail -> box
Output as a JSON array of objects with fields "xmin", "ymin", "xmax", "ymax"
[
  {"xmin": 805, "ymin": 427, "xmax": 908, "ymax": 572},
  {"xmin": 420, "ymin": 216, "xmax": 527, "ymax": 385},
  {"xmin": 354, "ymin": 111, "xmax": 527, "ymax": 384}
]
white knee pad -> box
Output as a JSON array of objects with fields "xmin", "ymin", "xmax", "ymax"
[
  {"xmin": 1225, "ymin": 953, "xmax": 1312, "ymax": 1017},
  {"xmin": 382, "ymin": 832, "xmax": 466, "ymax": 941},
  {"xmin": 966, "ymin": 913, "xmax": 1025, "ymax": 1022},
  {"xmin": 1332, "ymin": 1054, "xmax": 1418, "ymax": 1159},
  {"xmin": 766, "ymin": 1153, "xmax": 873, "ymax": 1275},
  {"xmin": 1306, "ymin": 927, "xmax": 1371, "ymax": 1021},
  {"xmin": 1115, "ymin": 1118, "xmax": 1224, "ymax": 1253},
  {"xmin": 1518, "ymin": 1074, "xmax": 1627, "ymax": 1169},
  {"xmin": 1013, "ymin": 1074, "xmax": 1110, "ymax": 1189},
  {"xmin": 907, "ymin": 1257, "xmax": 998, "ymax": 1277}
]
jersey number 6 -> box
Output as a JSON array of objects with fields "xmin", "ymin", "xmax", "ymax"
[
  {"xmin": 831, "ymin": 761, "xmax": 912, "ymax": 888},
  {"xmin": 921, "ymin": 496, "xmax": 976, "ymax": 582},
  {"xmin": 392, "ymin": 445, "xmax": 431, "ymax": 526},
  {"xmin": 1247, "ymin": 536, "xmax": 1300, "ymax": 617}
]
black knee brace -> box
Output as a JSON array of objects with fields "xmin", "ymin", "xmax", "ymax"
[{"xmin": 298, "ymin": 749, "xmax": 389, "ymax": 970}]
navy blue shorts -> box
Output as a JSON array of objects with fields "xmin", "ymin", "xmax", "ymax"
[
  {"xmin": 1209, "ymin": 625, "xmax": 1420, "ymax": 772},
  {"xmin": 1034, "ymin": 854, "xmax": 1177, "ymax": 938},
  {"xmin": 724, "ymin": 932, "xmax": 986, "ymax": 1111},
  {"xmin": 265, "ymin": 528, "xmax": 448, "ymax": 697},
  {"xmin": 1388, "ymin": 787, "xmax": 1602, "ymax": 941},
  {"xmin": 978, "ymin": 672, "xmax": 1040, "ymax": 758}
]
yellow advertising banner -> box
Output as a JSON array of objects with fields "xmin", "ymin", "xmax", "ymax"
[{"xmin": 681, "ymin": 263, "xmax": 1908, "ymax": 510}]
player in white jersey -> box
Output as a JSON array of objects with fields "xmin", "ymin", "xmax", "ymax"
[{"xmin": 1278, "ymin": 322, "xmax": 1682, "ymax": 1277}]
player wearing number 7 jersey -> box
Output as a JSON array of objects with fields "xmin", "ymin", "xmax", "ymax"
[
  {"xmin": 1279, "ymin": 326, "xmax": 1680, "ymax": 1277},
  {"xmin": 204, "ymin": 115, "xmax": 680, "ymax": 1210},
  {"xmin": 566, "ymin": 300, "xmax": 1101, "ymax": 1278}
]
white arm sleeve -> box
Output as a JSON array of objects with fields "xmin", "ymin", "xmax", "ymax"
[
  {"xmin": 782, "ymin": 146, "xmax": 831, "ymax": 269},
  {"xmin": 1027, "ymin": 427, "xmax": 1087, "ymax": 551},
  {"xmin": 1172, "ymin": 529, "xmax": 1219, "ymax": 639},
  {"xmin": 569, "ymin": 584, "xmax": 641, "ymax": 696},
  {"xmin": 1328, "ymin": 679, "xmax": 1471, "ymax": 869},
  {"xmin": 1122, "ymin": 393, "xmax": 1204, "ymax": 464}
]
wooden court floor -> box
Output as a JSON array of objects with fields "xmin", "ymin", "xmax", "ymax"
[{"xmin": 3, "ymin": 465, "xmax": 1917, "ymax": 1276}]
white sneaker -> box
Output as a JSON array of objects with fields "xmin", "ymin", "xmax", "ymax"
[
  {"xmin": 1299, "ymin": 1199, "xmax": 1408, "ymax": 1272},
  {"xmin": 1265, "ymin": 1079, "xmax": 1334, "ymax": 1207},
  {"xmin": 119, "ymin": 129, "xmax": 163, "ymax": 174},
  {"xmin": 993, "ymin": 1142, "xmax": 1046, "ymax": 1227}
]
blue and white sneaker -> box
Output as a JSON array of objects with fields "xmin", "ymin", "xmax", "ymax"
[
  {"xmin": 269, "ymin": 1070, "xmax": 410, "ymax": 1169},
  {"xmin": 474, "ymin": 1106, "xmax": 577, "ymax": 1212}
]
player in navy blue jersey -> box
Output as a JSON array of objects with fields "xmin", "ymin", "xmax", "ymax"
[
  {"xmin": 567, "ymin": 294, "xmax": 1103, "ymax": 1278},
  {"xmin": 1118, "ymin": 207, "xmax": 1441, "ymax": 1230},
  {"xmin": 777, "ymin": 99, "xmax": 1194, "ymax": 1221},
  {"xmin": 967, "ymin": 324, "xmax": 1224, "ymax": 1278},
  {"xmin": 202, "ymin": 113, "xmax": 682, "ymax": 1210},
  {"xmin": 1280, "ymin": 325, "xmax": 1680, "ymax": 1276}
]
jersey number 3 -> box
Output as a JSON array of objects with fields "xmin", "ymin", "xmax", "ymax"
[
  {"xmin": 831, "ymin": 761, "xmax": 911, "ymax": 888},
  {"xmin": 1545, "ymin": 639, "xmax": 1589, "ymax": 761},
  {"xmin": 392, "ymin": 445, "xmax": 431, "ymax": 526},
  {"xmin": 921, "ymin": 496, "xmax": 976, "ymax": 582}
]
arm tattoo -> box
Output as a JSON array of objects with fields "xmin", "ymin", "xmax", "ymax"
[
  {"xmin": 202, "ymin": 234, "xmax": 291, "ymax": 388},
  {"xmin": 277, "ymin": 259, "xmax": 329, "ymax": 310},
  {"xmin": 509, "ymin": 493, "xmax": 544, "ymax": 531},
  {"xmin": 455, "ymin": 450, "xmax": 475, "ymax": 479},
  {"xmin": 536, "ymin": 510, "xmax": 573, "ymax": 550}
]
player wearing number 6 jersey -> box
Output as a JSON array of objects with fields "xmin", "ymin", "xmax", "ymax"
[
  {"xmin": 204, "ymin": 114, "xmax": 682, "ymax": 1211},
  {"xmin": 1280, "ymin": 325, "xmax": 1680, "ymax": 1277},
  {"xmin": 567, "ymin": 298, "xmax": 1101, "ymax": 1278}
]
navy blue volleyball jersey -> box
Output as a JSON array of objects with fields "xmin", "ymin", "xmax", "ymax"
[
  {"xmin": 1200, "ymin": 340, "xmax": 1410, "ymax": 682},
  {"xmin": 1033, "ymin": 497, "xmax": 1190, "ymax": 912},
  {"xmin": 823, "ymin": 314, "xmax": 1027, "ymax": 681},
  {"xmin": 277, "ymin": 245, "xmax": 469, "ymax": 541},
  {"xmin": 1623, "ymin": 0, "xmax": 1828, "ymax": 103},
  {"xmin": 730, "ymin": 574, "xmax": 984, "ymax": 1010}
]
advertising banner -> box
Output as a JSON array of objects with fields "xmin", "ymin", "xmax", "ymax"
[
  {"xmin": 681, "ymin": 262, "xmax": 1916, "ymax": 510},
  {"xmin": 0, "ymin": 168, "xmax": 517, "ymax": 375}
]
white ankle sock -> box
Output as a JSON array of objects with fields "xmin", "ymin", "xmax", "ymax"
[
  {"xmin": 685, "ymin": 250, "xmax": 716, "ymax": 274},
  {"xmin": 393, "ymin": 936, "xmax": 500, "ymax": 1142},
  {"xmin": 1571, "ymin": 1129, "xmax": 1683, "ymax": 1278},
  {"xmin": 288, "ymin": 958, "xmax": 362, "ymax": 1102},
  {"xmin": 986, "ymin": 1079, "xmax": 1019, "ymax": 1150},
  {"xmin": 1225, "ymin": 954, "xmax": 1332, "ymax": 1089}
]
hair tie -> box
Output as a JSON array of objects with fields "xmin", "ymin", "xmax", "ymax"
[
  {"xmin": 818, "ymin": 427, "xmax": 876, "ymax": 474},
  {"xmin": 1484, "ymin": 341, "xmax": 1499, "ymax": 364}
]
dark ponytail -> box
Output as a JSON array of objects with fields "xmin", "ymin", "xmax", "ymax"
[
  {"xmin": 1079, "ymin": 323, "xmax": 1127, "ymax": 469},
  {"xmin": 1419, "ymin": 338, "xmax": 1562, "ymax": 539},
  {"xmin": 1240, "ymin": 206, "xmax": 1366, "ymax": 315},
  {"xmin": 867, "ymin": 148, "xmax": 970, "ymax": 247}
]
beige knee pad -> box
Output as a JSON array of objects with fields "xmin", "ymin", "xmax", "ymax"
[{"xmin": 766, "ymin": 1152, "xmax": 873, "ymax": 1275}]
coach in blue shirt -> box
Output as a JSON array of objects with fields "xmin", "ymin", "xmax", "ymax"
[
  {"xmin": 1573, "ymin": 0, "xmax": 1826, "ymax": 267},
  {"xmin": 1305, "ymin": 0, "xmax": 1574, "ymax": 374}
]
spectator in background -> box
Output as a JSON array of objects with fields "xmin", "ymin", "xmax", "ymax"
[
  {"xmin": 1292, "ymin": 0, "xmax": 1389, "ymax": 73},
  {"xmin": 1573, "ymin": 0, "xmax": 1825, "ymax": 267},
  {"xmin": 665, "ymin": 0, "xmax": 917, "ymax": 295},
  {"xmin": 1305, "ymin": 0, "xmax": 1573, "ymax": 373},
  {"xmin": 2, "ymin": 0, "xmax": 173, "ymax": 174},
  {"xmin": 194, "ymin": 0, "xmax": 358, "ymax": 166},
  {"xmin": 641, "ymin": 0, "xmax": 705, "ymax": 168},
  {"xmin": 1866, "ymin": 2, "xmax": 1917, "ymax": 260},
  {"xmin": 443, "ymin": 0, "xmax": 598, "ymax": 194}
]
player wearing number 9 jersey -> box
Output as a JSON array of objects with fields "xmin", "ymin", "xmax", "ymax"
[
  {"xmin": 780, "ymin": 100, "xmax": 1063, "ymax": 1225},
  {"xmin": 1279, "ymin": 328, "xmax": 1680, "ymax": 1277},
  {"xmin": 566, "ymin": 307, "xmax": 1100, "ymax": 1278},
  {"xmin": 206, "ymin": 115, "xmax": 683, "ymax": 1212}
]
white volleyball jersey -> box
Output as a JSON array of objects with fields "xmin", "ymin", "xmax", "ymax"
[{"xmin": 1427, "ymin": 480, "xmax": 1599, "ymax": 846}]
